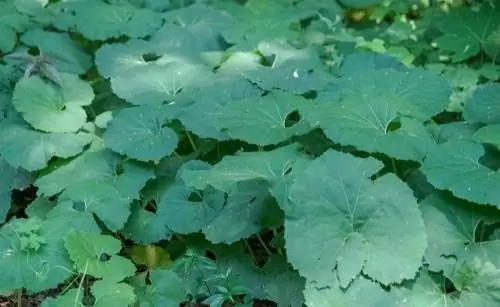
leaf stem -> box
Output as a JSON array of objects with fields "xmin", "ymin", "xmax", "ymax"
[
  {"xmin": 243, "ymin": 239, "xmax": 258, "ymax": 265},
  {"xmin": 256, "ymin": 234, "xmax": 273, "ymax": 256},
  {"xmin": 185, "ymin": 131, "xmax": 197, "ymax": 153},
  {"xmin": 16, "ymin": 289, "xmax": 22, "ymax": 307},
  {"xmin": 391, "ymin": 158, "xmax": 398, "ymax": 176},
  {"xmin": 272, "ymin": 228, "xmax": 283, "ymax": 255}
]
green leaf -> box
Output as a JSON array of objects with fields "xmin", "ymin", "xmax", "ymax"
[
  {"xmin": 20, "ymin": 29, "xmax": 92, "ymax": 75},
  {"xmin": 0, "ymin": 25, "xmax": 16, "ymax": 53},
  {"xmin": 215, "ymin": 90, "xmax": 312, "ymax": 145},
  {"xmin": 121, "ymin": 202, "xmax": 174, "ymax": 244},
  {"xmin": 52, "ymin": 0, "xmax": 163, "ymax": 40},
  {"xmin": 0, "ymin": 210, "xmax": 99, "ymax": 292},
  {"xmin": 302, "ymin": 99, "xmax": 436, "ymax": 162},
  {"xmin": 463, "ymin": 84, "xmax": 500, "ymax": 125},
  {"xmin": 392, "ymin": 268, "xmax": 459, "ymax": 307},
  {"xmin": 110, "ymin": 58, "xmax": 213, "ymax": 105},
  {"xmin": 60, "ymin": 160, "xmax": 153, "ymax": 231},
  {"xmin": 36, "ymin": 149, "xmax": 153, "ymax": 231},
  {"xmin": 94, "ymin": 39, "xmax": 151, "ymax": 79},
  {"xmin": 434, "ymin": 5, "xmax": 500, "ymax": 62},
  {"xmin": 0, "ymin": 115, "xmax": 94, "ymax": 172},
  {"xmin": 420, "ymin": 140, "xmax": 500, "ymax": 209},
  {"xmin": 103, "ymin": 104, "xmax": 179, "ymax": 161},
  {"xmin": 262, "ymin": 256, "xmax": 305, "ymax": 307},
  {"xmin": 286, "ymin": 149, "xmax": 427, "ymax": 287},
  {"xmin": 0, "ymin": 2, "xmax": 30, "ymax": 32},
  {"xmin": 338, "ymin": 0, "xmax": 382, "ymax": 9},
  {"xmin": 220, "ymin": 0, "xmax": 312, "ymax": 46},
  {"xmin": 234, "ymin": 41, "xmax": 333, "ymax": 93},
  {"xmin": 64, "ymin": 231, "xmax": 136, "ymax": 282},
  {"xmin": 135, "ymin": 269, "xmax": 188, "ymax": 306},
  {"xmin": 0, "ymin": 158, "xmax": 32, "ymax": 223},
  {"xmin": 12, "ymin": 74, "xmax": 94, "ymax": 133},
  {"xmin": 92, "ymin": 280, "xmax": 136, "ymax": 307},
  {"xmin": 339, "ymin": 68, "xmax": 452, "ymax": 119},
  {"xmin": 452, "ymin": 248, "xmax": 500, "ymax": 306},
  {"xmin": 180, "ymin": 144, "xmax": 311, "ymax": 210},
  {"xmin": 34, "ymin": 144, "xmax": 120, "ymax": 196},
  {"xmin": 202, "ymin": 181, "xmax": 269, "ymax": 244},
  {"xmin": 40, "ymin": 289, "xmax": 84, "ymax": 307},
  {"xmin": 304, "ymin": 276, "xmax": 396, "ymax": 307},
  {"xmin": 420, "ymin": 193, "xmax": 500, "ymax": 275},
  {"xmin": 157, "ymin": 183, "xmax": 225, "ymax": 235},
  {"xmin": 155, "ymin": 4, "xmax": 232, "ymax": 54},
  {"xmin": 343, "ymin": 52, "xmax": 407, "ymax": 73},
  {"xmin": 178, "ymin": 76, "xmax": 262, "ymax": 140}
]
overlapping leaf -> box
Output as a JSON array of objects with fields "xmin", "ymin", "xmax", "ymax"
[
  {"xmin": 434, "ymin": 4, "xmax": 500, "ymax": 62},
  {"xmin": 419, "ymin": 193, "xmax": 500, "ymax": 275},
  {"xmin": 219, "ymin": 0, "xmax": 313, "ymax": 47},
  {"xmin": 304, "ymin": 276, "xmax": 396, "ymax": 307},
  {"xmin": 95, "ymin": 39, "xmax": 152, "ymax": 79},
  {"xmin": 92, "ymin": 280, "xmax": 136, "ymax": 307},
  {"xmin": 111, "ymin": 57, "xmax": 213, "ymax": 105},
  {"xmin": 421, "ymin": 140, "xmax": 500, "ymax": 208},
  {"xmin": 0, "ymin": 115, "xmax": 94, "ymax": 172},
  {"xmin": 225, "ymin": 41, "xmax": 333, "ymax": 93},
  {"xmin": 155, "ymin": 4, "xmax": 232, "ymax": 53},
  {"xmin": 58, "ymin": 161, "xmax": 153, "ymax": 231},
  {"xmin": 178, "ymin": 76, "xmax": 263, "ymax": 140},
  {"xmin": 0, "ymin": 210, "xmax": 99, "ymax": 292},
  {"xmin": 214, "ymin": 90, "xmax": 312, "ymax": 145},
  {"xmin": 133, "ymin": 269, "xmax": 187, "ymax": 306},
  {"xmin": 64, "ymin": 231, "xmax": 136, "ymax": 282},
  {"xmin": 180, "ymin": 144, "xmax": 311, "ymax": 209},
  {"xmin": 0, "ymin": 158, "xmax": 31, "ymax": 222},
  {"xmin": 301, "ymin": 67, "xmax": 451, "ymax": 161},
  {"xmin": 51, "ymin": 0, "xmax": 163, "ymax": 40},
  {"xmin": 34, "ymin": 144, "xmax": 120, "ymax": 196},
  {"xmin": 463, "ymin": 84, "xmax": 500, "ymax": 124},
  {"xmin": 20, "ymin": 29, "xmax": 92, "ymax": 75}
]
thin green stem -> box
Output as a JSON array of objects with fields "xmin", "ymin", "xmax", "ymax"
[
  {"xmin": 272, "ymin": 228, "xmax": 283, "ymax": 255},
  {"xmin": 172, "ymin": 151, "xmax": 184, "ymax": 164},
  {"xmin": 185, "ymin": 131, "xmax": 197, "ymax": 153},
  {"xmin": 244, "ymin": 239, "xmax": 258, "ymax": 265},
  {"xmin": 75, "ymin": 261, "xmax": 88, "ymax": 307},
  {"xmin": 256, "ymin": 234, "xmax": 273, "ymax": 256},
  {"xmin": 391, "ymin": 158, "xmax": 398, "ymax": 177},
  {"xmin": 16, "ymin": 289, "xmax": 22, "ymax": 307}
]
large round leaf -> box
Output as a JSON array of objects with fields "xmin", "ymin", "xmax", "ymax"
[
  {"xmin": 103, "ymin": 104, "xmax": 179, "ymax": 161},
  {"xmin": 286, "ymin": 149, "xmax": 427, "ymax": 288},
  {"xmin": 12, "ymin": 73, "xmax": 94, "ymax": 133}
]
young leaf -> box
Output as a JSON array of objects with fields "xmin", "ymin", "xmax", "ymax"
[{"xmin": 64, "ymin": 231, "xmax": 136, "ymax": 282}]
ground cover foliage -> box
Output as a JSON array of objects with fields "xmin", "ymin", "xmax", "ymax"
[{"xmin": 1, "ymin": 0, "xmax": 500, "ymax": 306}]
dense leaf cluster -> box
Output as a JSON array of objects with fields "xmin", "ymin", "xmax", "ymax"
[{"xmin": 1, "ymin": 0, "xmax": 500, "ymax": 306}]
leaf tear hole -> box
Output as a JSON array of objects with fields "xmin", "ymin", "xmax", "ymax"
[
  {"xmin": 98, "ymin": 253, "xmax": 111, "ymax": 262},
  {"xmin": 142, "ymin": 53, "xmax": 161, "ymax": 62},
  {"xmin": 259, "ymin": 54, "xmax": 276, "ymax": 67},
  {"xmin": 386, "ymin": 119, "xmax": 401, "ymax": 132},
  {"xmin": 72, "ymin": 201, "xmax": 86, "ymax": 212},
  {"xmin": 284, "ymin": 110, "xmax": 301, "ymax": 127},
  {"xmin": 188, "ymin": 191, "xmax": 203, "ymax": 202}
]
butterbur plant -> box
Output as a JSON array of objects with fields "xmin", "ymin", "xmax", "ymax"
[
  {"xmin": 2, "ymin": 0, "xmax": 500, "ymax": 306},
  {"xmin": 5, "ymin": 50, "xmax": 63, "ymax": 86}
]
